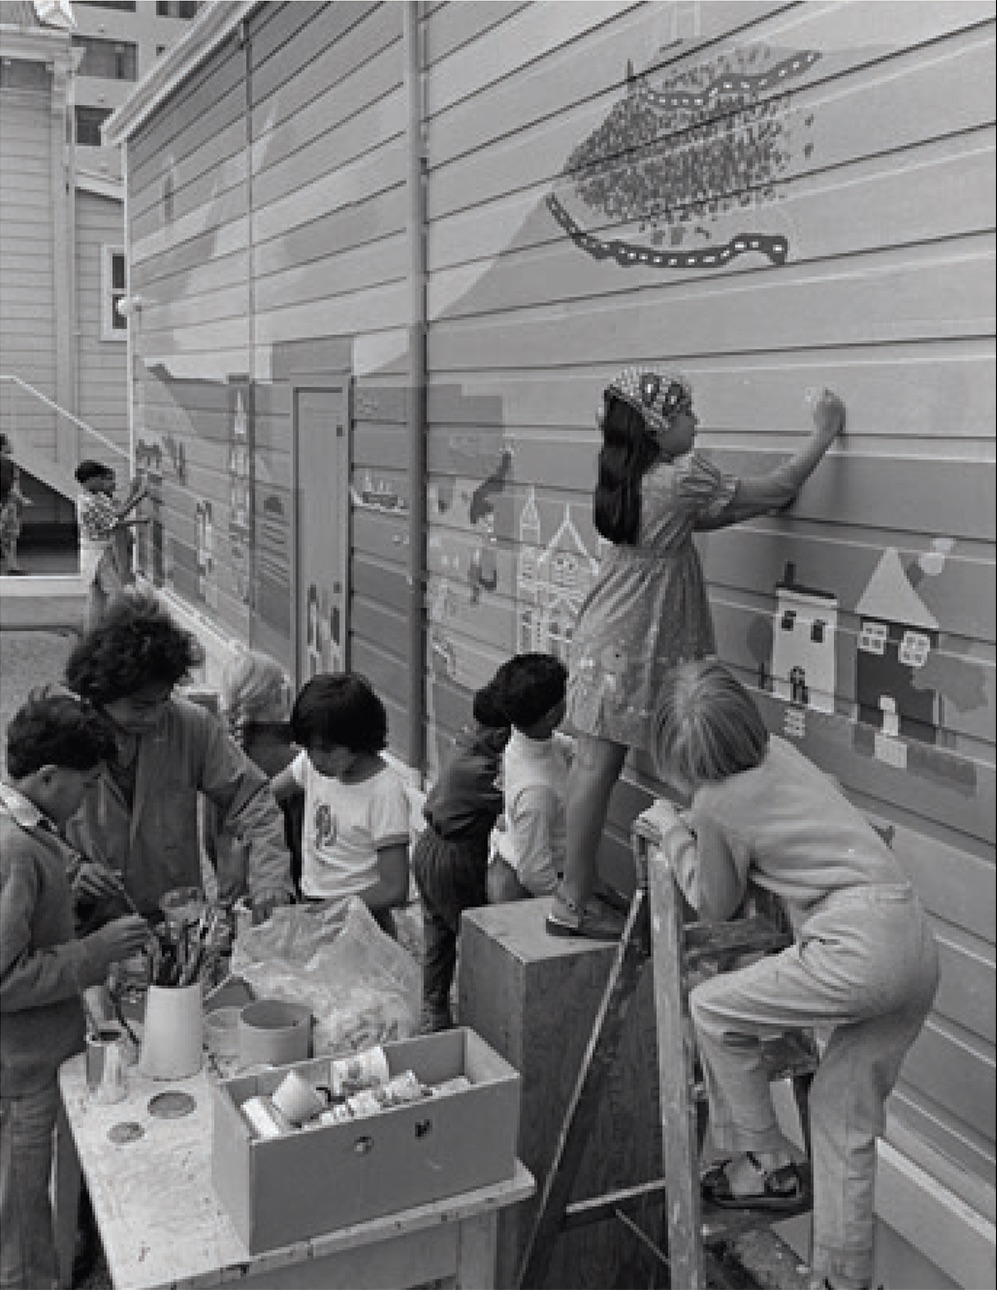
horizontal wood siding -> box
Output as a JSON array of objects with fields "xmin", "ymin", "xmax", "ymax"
[
  {"xmin": 126, "ymin": 27, "xmax": 250, "ymax": 644},
  {"xmin": 74, "ymin": 191, "xmax": 129, "ymax": 464},
  {"xmin": 248, "ymin": 1, "xmax": 409, "ymax": 740},
  {"xmin": 420, "ymin": 0, "xmax": 996, "ymax": 1203},
  {"xmin": 0, "ymin": 87, "xmax": 58, "ymax": 453}
]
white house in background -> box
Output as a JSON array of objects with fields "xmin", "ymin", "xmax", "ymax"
[
  {"xmin": 0, "ymin": 0, "xmax": 196, "ymax": 493},
  {"xmin": 770, "ymin": 560, "xmax": 838, "ymax": 713}
]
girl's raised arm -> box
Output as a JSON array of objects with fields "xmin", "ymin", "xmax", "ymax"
[{"xmin": 696, "ymin": 389, "xmax": 844, "ymax": 530}]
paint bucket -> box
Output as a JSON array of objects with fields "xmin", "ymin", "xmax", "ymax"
[
  {"xmin": 86, "ymin": 1024, "xmax": 129, "ymax": 1104},
  {"xmin": 204, "ymin": 1005, "xmax": 242, "ymax": 1058},
  {"xmin": 139, "ymin": 982, "xmax": 203, "ymax": 1079},
  {"xmin": 238, "ymin": 999, "xmax": 312, "ymax": 1068}
]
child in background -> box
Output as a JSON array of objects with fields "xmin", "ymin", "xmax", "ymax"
[
  {"xmin": 1, "ymin": 690, "xmax": 150, "ymax": 1290},
  {"xmin": 205, "ymin": 650, "xmax": 303, "ymax": 902},
  {"xmin": 272, "ymin": 673, "xmax": 410, "ymax": 938},
  {"xmin": 650, "ymin": 661, "xmax": 938, "ymax": 1290},
  {"xmin": 411, "ymin": 671, "xmax": 510, "ymax": 1032},
  {"xmin": 74, "ymin": 460, "xmax": 147, "ymax": 630},
  {"xmin": 0, "ymin": 433, "xmax": 32, "ymax": 575},
  {"xmin": 487, "ymin": 653, "xmax": 572, "ymax": 903},
  {"xmin": 554, "ymin": 372, "xmax": 846, "ymax": 938}
]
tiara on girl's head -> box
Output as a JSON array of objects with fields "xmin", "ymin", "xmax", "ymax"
[{"xmin": 606, "ymin": 366, "xmax": 693, "ymax": 432}]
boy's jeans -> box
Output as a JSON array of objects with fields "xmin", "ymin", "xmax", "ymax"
[
  {"xmin": 0, "ymin": 1080, "xmax": 60, "ymax": 1290},
  {"xmin": 690, "ymin": 884, "xmax": 939, "ymax": 1290}
]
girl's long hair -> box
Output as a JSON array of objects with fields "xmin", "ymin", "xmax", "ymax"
[{"xmin": 593, "ymin": 393, "xmax": 660, "ymax": 545}]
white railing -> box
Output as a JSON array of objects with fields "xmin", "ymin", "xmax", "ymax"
[{"xmin": 0, "ymin": 374, "xmax": 128, "ymax": 461}]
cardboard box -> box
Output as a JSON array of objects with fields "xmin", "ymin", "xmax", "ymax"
[{"xmin": 211, "ymin": 1027, "xmax": 521, "ymax": 1253}]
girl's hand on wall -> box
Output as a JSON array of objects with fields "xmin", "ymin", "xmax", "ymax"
[{"xmin": 812, "ymin": 388, "xmax": 846, "ymax": 442}]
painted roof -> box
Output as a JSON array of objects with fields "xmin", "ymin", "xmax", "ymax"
[{"xmin": 855, "ymin": 547, "xmax": 938, "ymax": 630}]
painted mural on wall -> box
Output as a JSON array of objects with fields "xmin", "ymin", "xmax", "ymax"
[
  {"xmin": 749, "ymin": 545, "xmax": 984, "ymax": 797},
  {"xmin": 549, "ymin": 41, "xmax": 821, "ymax": 272},
  {"xmin": 228, "ymin": 383, "xmax": 251, "ymax": 607}
]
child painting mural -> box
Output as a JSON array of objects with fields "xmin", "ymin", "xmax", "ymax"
[
  {"xmin": 650, "ymin": 660, "xmax": 939, "ymax": 1290},
  {"xmin": 552, "ymin": 369, "xmax": 846, "ymax": 938}
]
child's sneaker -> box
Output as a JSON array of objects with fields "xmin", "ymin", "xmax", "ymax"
[{"xmin": 546, "ymin": 887, "xmax": 625, "ymax": 940}]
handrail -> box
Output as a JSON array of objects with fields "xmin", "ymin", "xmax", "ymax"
[{"xmin": 0, "ymin": 373, "xmax": 128, "ymax": 460}]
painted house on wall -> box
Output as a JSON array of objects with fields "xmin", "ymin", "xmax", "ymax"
[{"xmin": 105, "ymin": 3, "xmax": 994, "ymax": 1287}]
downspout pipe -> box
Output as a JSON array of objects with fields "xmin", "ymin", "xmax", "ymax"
[{"xmin": 404, "ymin": 1, "xmax": 427, "ymax": 774}]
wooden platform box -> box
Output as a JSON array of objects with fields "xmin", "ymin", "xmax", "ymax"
[{"xmin": 211, "ymin": 1027, "xmax": 521, "ymax": 1253}]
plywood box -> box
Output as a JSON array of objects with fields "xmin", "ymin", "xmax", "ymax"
[{"xmin": 211, "ymin": 1027, "xmax": 520, "ymax": 1253}]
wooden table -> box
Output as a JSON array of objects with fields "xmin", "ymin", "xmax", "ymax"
[{"xmin": 55, "ymin": 1054, "xmax": 534, "ymax": 1290}]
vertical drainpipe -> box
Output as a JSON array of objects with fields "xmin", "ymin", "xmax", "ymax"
[
  {"xmin": 404, "ymin": 1, "xmax": 427, "ymax": 775},
  {"xmin": 122, "ymin": 140, "xmax": 135, "ymax": 475}
]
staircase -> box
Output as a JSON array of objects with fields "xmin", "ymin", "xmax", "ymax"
[{"xmin": 1, "ymin": 374, "xmax": 130, "ymax": 626}]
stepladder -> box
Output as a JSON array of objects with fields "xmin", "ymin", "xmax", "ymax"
[{"xmin": 516, "ymin": 800, "xmax": 818, "ymax": 1290}]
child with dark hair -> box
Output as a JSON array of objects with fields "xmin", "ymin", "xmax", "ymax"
[
  {"xmin": 411, "ymin": 672, "xmax": 510, "ymax": 1032},
  {"xmin": 272, "ymin": 673, "xmax": 410, "ymax": 937},
  {"xmin": 1, "ymin": 690, "xmax": 149, "ymax": 1289},
  {"xmin": 487, "ymin": 652, "xmax": 574, "ymax": 903},
  {"xmin": 63, "ymin": 590, "xmax": 294, "ymax": 923},
  {"xmin": 73, "ymin": 459, "xmax": 147, "ymax": 629},
  {"xmin": 555, "ymin": 372, "xmax": 845, "ymax": 938},
  {"xmin": 650, "ymin": 660, "xmax": 939, "ymax": 1290}
]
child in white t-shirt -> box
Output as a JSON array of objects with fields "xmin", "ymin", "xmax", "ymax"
[{"xmin": 272, "ymin": 673, "xmax": 410, "ymax": 937}]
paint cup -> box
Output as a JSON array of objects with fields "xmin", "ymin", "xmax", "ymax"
[
  {"xmin": 86, "ymin": 1025, "xmax": 129, "ymax": 1105},
  {"xmin": 204, "ymin": 1005, "xmax": 242, "ymax": 1058},
  {"xmin": 139, "ymin": 982, "xmax": 203, "ymax": 1079},
  {"xmin": 329, "ymin": 1046, "xmax": 390, "ymax": 1098},
  {"xmin": 238, "ymin": 999, "xmax": 312, "ymax": 1067},
  {"xmin": 159, "ymin": 886, "xmax": 206, "ymax": 936},
  {"xmin": 270, "ymin": 1069, "xmax": 326, "ymax": 1126}
]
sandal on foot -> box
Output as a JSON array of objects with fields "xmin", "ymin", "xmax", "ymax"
[
  {"xmin": 546, "ymin": 889, "xmax": 625, "ymax": 940},
  {"xmin": 701, "ymin": 1154, "xmax": 808, "ymax": 1212}
]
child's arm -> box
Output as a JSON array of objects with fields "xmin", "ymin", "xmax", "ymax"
[
  {"xmin": 696, "ymin": 389, "xmax": 845, "ymax": 530},
  {"xmin": 363, "ymin": 841, "xmax": 410, "ymax": 912},
  {"xmin": 654, "ymin": 804, "xmax": 744, "ymax": 921}
]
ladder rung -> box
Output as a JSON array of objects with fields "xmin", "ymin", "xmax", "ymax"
[
  {"xmin": 702, "ymin": 1192, "xmax": 813, "ymax": 1243},
  {"xmin": 563, "ymin": 1178, "xmax": 669, "ymax": 1229},
  {"xmin": 683, "ymin": 915, "xmax": 793, "ymax": 966},
  {"xmin": 692, "ymin": 1031, "xmax": 818, "ymax": 1100}
]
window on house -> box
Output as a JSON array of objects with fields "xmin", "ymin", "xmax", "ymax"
[
  {"xmin": 157, "ymin": 1, "xmax": 199, "ymax": 16},
  {"xmin": 780, "ymin": 610, "xmax": 796, "ymax": 630},
  {"xmin": 858, "ymin": 621, "xmax": 888, "ymax": 655},
  {"xmin": 811, "ymin": 619, "xmax": 826, "ymax": 643},
  {"xmin": 72, "ymin": 35, "xmax": 138, "ymax": 81},
  {"xmin": 75, "ymin": 105, "xmax": 113, "ymax": 147},
  {"xmin": 101, "ymin": 247, "xmax": 127, "ymax": 340},
  {"xmin": 898, "ymin": 631, "xmax": 931, "ymax": 668},
  {"xmin": 75, "ymin": 2, "xmax": 137, "ymax": 12}
]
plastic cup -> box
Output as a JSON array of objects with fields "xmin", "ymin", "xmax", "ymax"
[{"xmin": 270, "ymin": 1069, "xmax": 326, "ymax": 1126}]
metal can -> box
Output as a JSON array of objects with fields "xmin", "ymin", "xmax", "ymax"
[{"xmin": 86, "ymin": 1026, "xmax": 128, "ymax": 1105}]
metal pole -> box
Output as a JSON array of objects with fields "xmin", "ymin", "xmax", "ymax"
[{"xmin": 403, "ymin": 1, "xmax": 427, "ymax": 774}]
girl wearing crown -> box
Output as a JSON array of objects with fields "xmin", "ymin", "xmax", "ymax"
[{"xmin": 548, "ymin": 368, "xmax": 845, "ymax": 938}]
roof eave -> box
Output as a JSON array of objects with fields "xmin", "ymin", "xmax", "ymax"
[{"xmin": 104, "ymin": 0, "xmax": 260, "ymax": 147}]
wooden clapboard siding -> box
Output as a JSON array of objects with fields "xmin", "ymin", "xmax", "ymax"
[
  {"xmin": 417, "ymin": 2, "xmax": 997, "ymax": 1223},
  {"xmin": 0, "ymin": 86, "xmax": 57, "ymax": 451},
  {"xmin": 74, "ymin": 191, "xmax": 128, "ymax": 457},
  {"xmin": 245, "ymin": 2, "xmax": 408, "ymax": 724}
]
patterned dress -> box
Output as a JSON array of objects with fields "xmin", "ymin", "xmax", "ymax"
[{"xmin": 566, "ymin": 451, "xmax": 737, "ymax": 748}]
